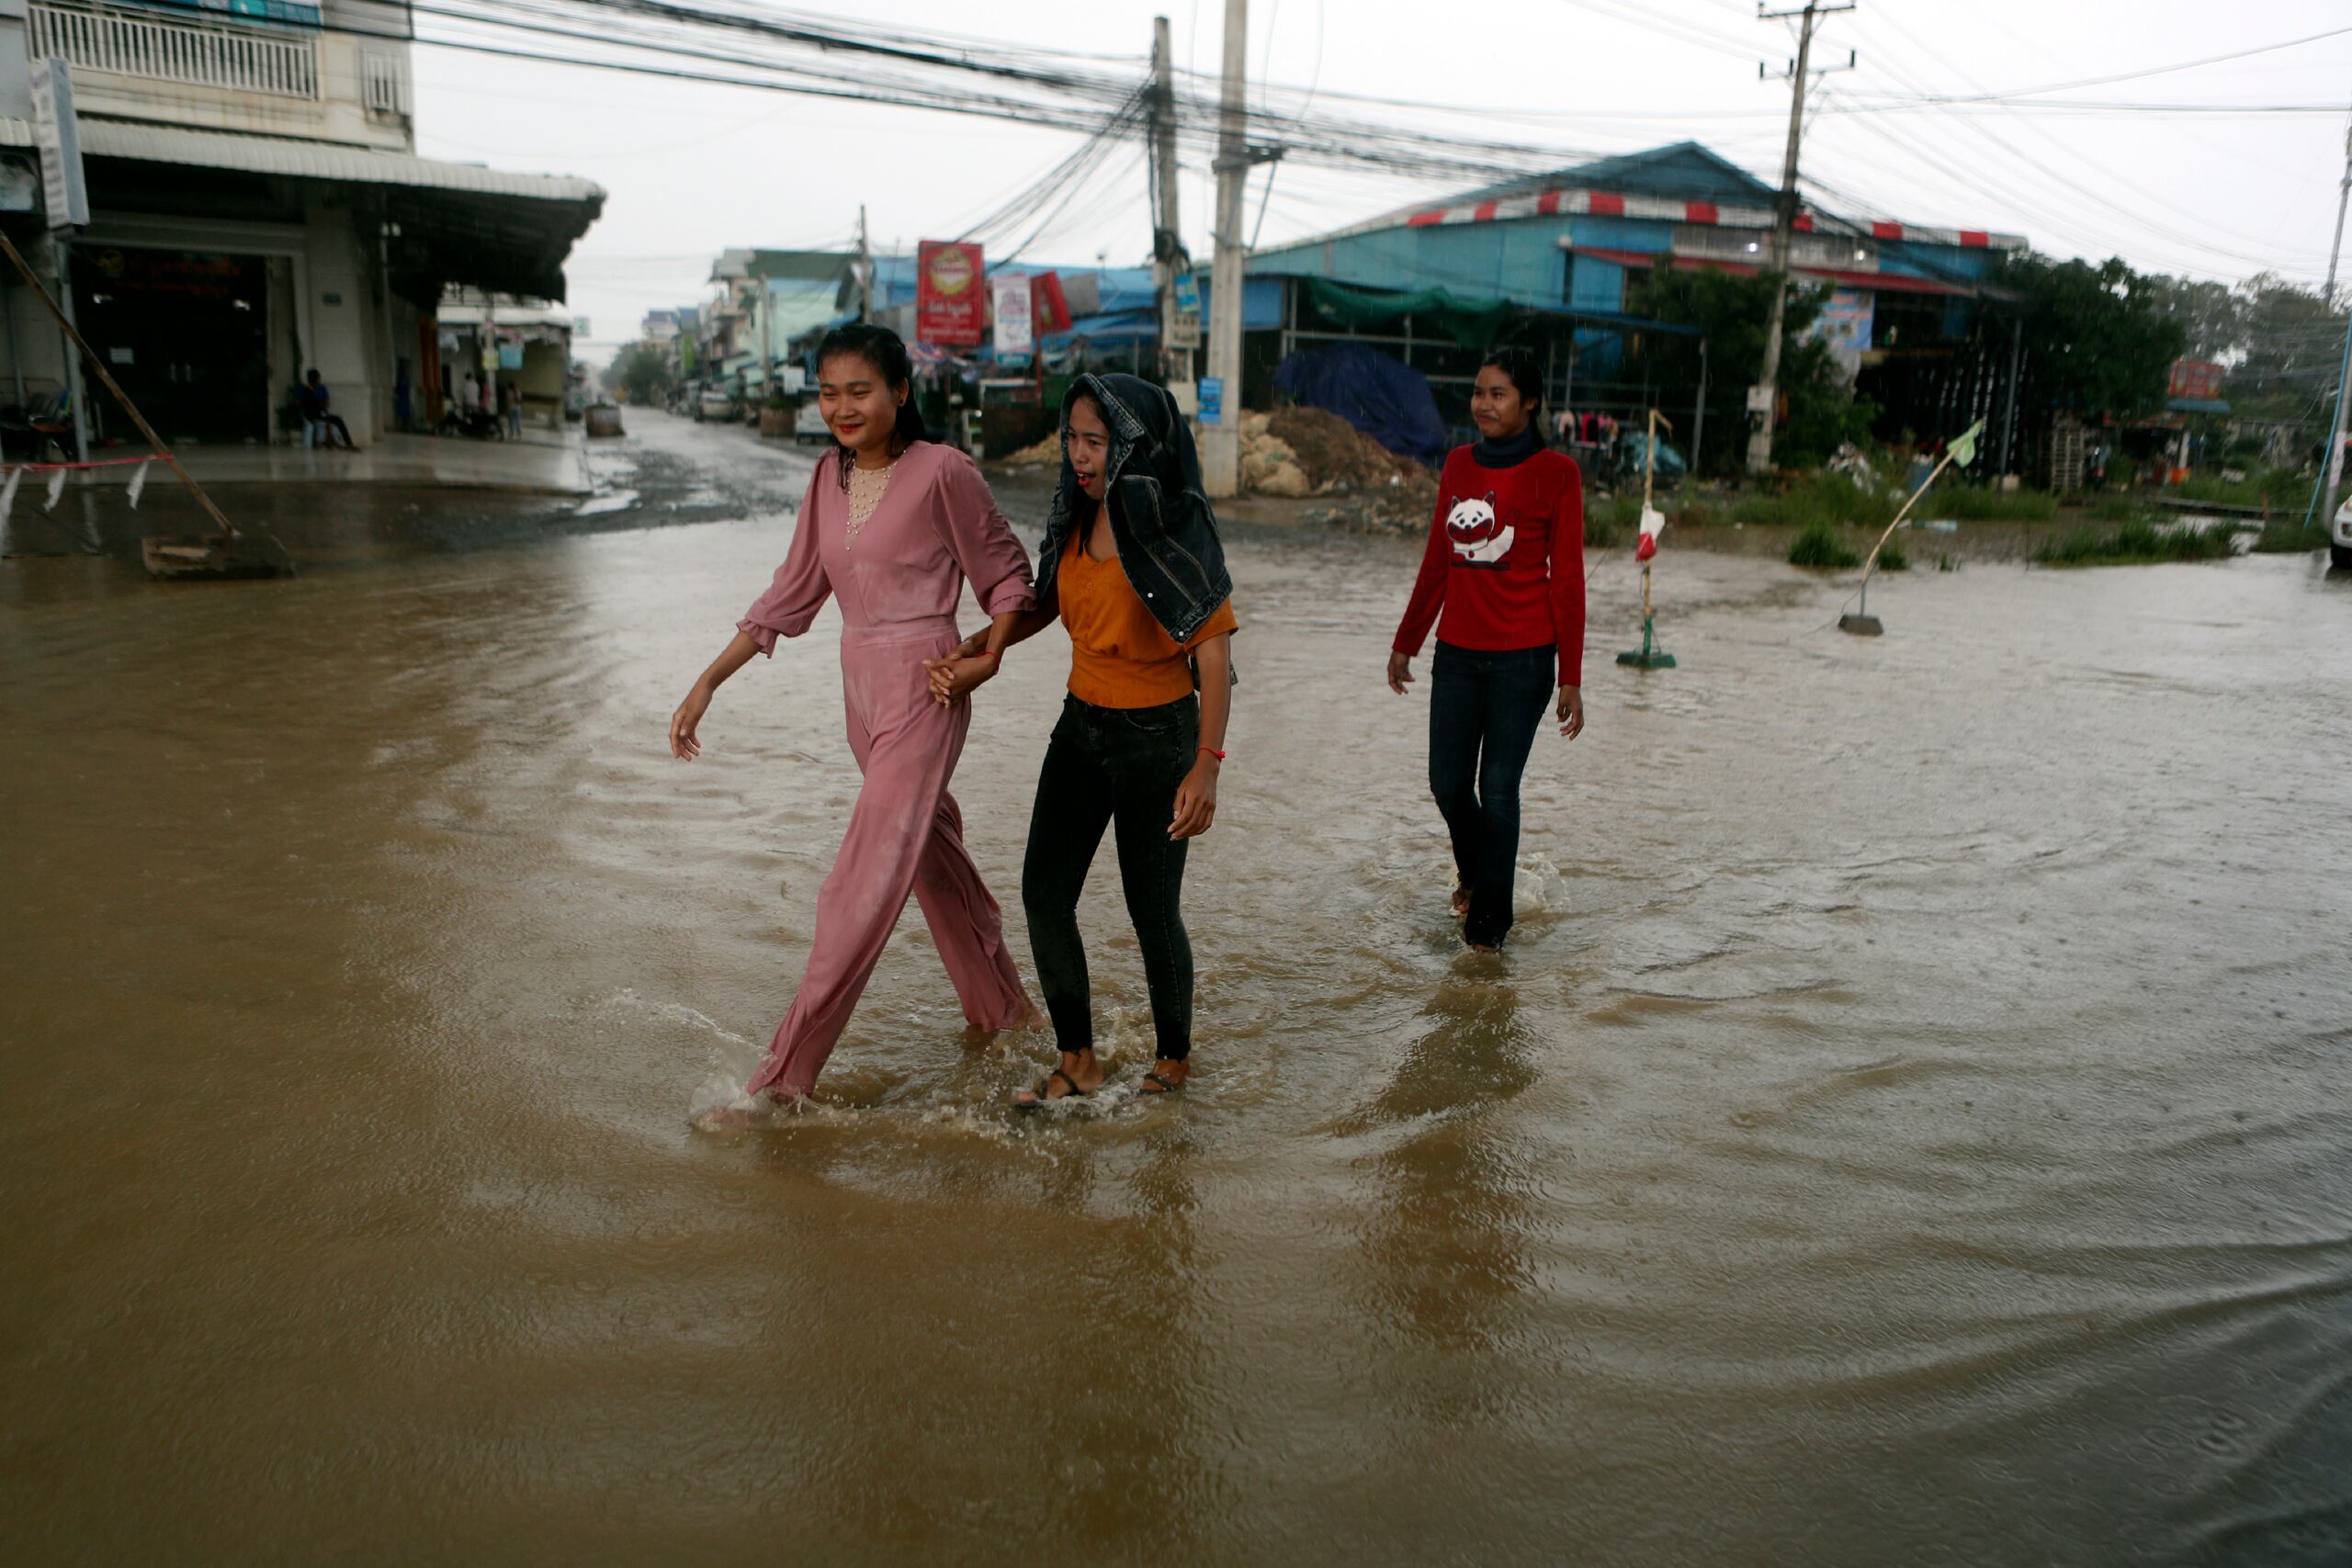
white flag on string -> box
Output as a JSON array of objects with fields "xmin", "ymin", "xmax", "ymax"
[
  {"xmin": 0, "ymin": 467, "xmax": 19, "ymax": 526},
  {"xmin": 43, "ymin": 468, "xmax": 65, "ymax": 512},
  {"xmin": 126, "ymin": 460, "xmax": 149, "ymax": 509}
]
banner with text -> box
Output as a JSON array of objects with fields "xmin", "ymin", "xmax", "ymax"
[
  {"xmin": 991, "ymin": 272, "xmax": 1035, "ymax": 358},
  {"xmin": 916, "ymin": 241, "xmax": 986, "ymax": 345}
]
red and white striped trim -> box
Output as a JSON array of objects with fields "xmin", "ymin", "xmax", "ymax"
[{"xmin": 1401, "ymin": 187, "xmax": 2023, "ymax": 250}]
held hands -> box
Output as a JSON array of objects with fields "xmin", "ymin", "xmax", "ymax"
[
  {"xmin": 922, "ymin": 637, "xmax": 1000, "ymax": 705},
  {"xmin": 1170, "ymin": 753, "xmax": 1219, "ymax": 840},
  {"xmin": 1557, "ymin": 684, "xmax": 1585, "ymax": 740},
  {"xmin": 669, "ymin": 682, "xmax": 713, "ymax": 760}
]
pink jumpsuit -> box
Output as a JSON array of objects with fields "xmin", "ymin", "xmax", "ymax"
[{"xmin": 735, "ymin": 444, "xmax": 1037, "ymax": 1098}]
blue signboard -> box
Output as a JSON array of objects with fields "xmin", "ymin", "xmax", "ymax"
[{"xmin": 1197, "ymin": 375, "xmax": 1224, "ymax": 427}]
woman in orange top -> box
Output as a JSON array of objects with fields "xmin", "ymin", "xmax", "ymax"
[{"xmin": 929, "ymin": 375, "xmax": 1236, "ymax": 1106}]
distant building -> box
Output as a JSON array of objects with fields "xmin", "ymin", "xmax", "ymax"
[
  {"xmin": 1247, "ymin": 141, "xmax": 2030, "ymax": 458},
  {"xmin": 0, "ymin": 0, "xmax": 603, "ymax": 447}
]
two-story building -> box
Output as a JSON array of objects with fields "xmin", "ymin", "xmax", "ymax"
[{"xmin": 0, "ymin": 0, "xmax": 603, "ymax": 448}]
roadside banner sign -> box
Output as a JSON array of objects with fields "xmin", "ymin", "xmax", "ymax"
[
  {"xmin": 1031, "ymin": 271, "xmax": 1072, "ymax": 335},
  {"xmin": 1197, "ymin": 375, "xmax": 1225, "ymax": 426},
  {"xmin": 917, "ymin": 241, "xmax": 986, "ymax": 345},
  {"xmin": 991, "ymin": 272, "xmax": 1034, "ymax": 358},
  {"xmin": 29, "ymin": 60, "xmax": 87, "ymax": 231}
]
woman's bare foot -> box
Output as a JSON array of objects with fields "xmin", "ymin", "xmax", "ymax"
[
  {"xmin": 1451, "ymin": 886, "xmax": 1470, "ymax": 919},
  {"xmin": 692, "ymin": 1091, "xmax": 800, "ymax": 1130},
  {"xmin": 1136, "ymin": 1057, "xmax": 1189, "ymax": 1095},
  {"xmin": 1014, "ymin": 1049, "xmax": 1105, "ymax": 1107}
]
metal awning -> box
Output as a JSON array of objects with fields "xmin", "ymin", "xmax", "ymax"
[
  {"xmin": 51, "ymin": 120, "xmax": 604, "ymax": 203},
  {"xmin": 7, "ymin": 118, "xmax": 604, "ymax": 300},
  {"xmin": 1565, "ymin": 244, "xmax": 1974, "ymax": 298}
]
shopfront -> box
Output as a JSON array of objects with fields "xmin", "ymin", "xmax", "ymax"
[{"xmin": 70, "ymin": 243, "xmax": 280, "ymax": 446}]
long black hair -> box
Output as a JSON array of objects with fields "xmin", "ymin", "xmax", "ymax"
[{"xmin": 816, "ymin": 322, "xmax": 928, "ymax": 489}]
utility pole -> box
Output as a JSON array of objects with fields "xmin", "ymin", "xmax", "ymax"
[
  {"xmin": 2323, "ymin": 112, "xmax": 2352, "ymax": 529},
  {"xmin": 856, "ymin": 205, "xmax": 873, "ymax": 324},
  {"xmin": 1148, "ymin": 16, "xmax": 1194, "ymax": 389},
  {"xmin": 2324, "ymin": 110, "xmax": 2350, "ymax": 307},
  {"xmin": 1747, "ymin": 0, "xmax": 1853, "ymax": 477},
  {"xmin": 1200, "ymin": 0, "xmax": 1248, "ymax": 499}
]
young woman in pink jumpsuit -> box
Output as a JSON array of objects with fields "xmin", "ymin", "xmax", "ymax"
[{"xmin": 669, "ymin": 325, "xmax": 1040, "ymax": 1105}]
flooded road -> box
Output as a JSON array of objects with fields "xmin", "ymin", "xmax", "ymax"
[{"xmin": 5, "ymin": 412, "xmax": 2349, "ymax": 1563}]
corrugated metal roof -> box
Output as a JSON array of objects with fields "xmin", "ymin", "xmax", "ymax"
[{"xmin": 0, "ymin": 118, "xmax": 602, "ymax": 203}]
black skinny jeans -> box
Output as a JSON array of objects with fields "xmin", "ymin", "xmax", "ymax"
[
  {"xmin": 1429, "ymin": 640, "xmax": 1555, "ymax": 948},
  {"xmin": 1022, "ymin": 693, "xmax": 1200, "ymax": 1061}
]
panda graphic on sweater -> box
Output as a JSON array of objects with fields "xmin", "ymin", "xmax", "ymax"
[{"xmin": 1444, "ymin": 491, "xmax": 1513, "ymax": 570}]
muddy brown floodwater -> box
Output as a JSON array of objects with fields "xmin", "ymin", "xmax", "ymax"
[{"xmin": 5, "ymin": 431, "xmax": 2350, "ymax": 1564}]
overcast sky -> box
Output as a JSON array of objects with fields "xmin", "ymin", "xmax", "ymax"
[{"xmin": 407, "ymin": 0, "xmax": 2352, "ymax": 363}]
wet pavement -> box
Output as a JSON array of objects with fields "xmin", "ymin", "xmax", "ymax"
[{"xmin": 4, "ymin": 409, "xmax": 2349, "ymax": 1564}]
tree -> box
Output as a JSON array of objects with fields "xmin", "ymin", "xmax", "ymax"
[
  {"xmin": 2230, "ymin": 273, "xmax": 2346, "ymax": 423},
  {"xmin": 1625, "ymin": 263, "xmax": 1874, "ymax": 474},
  {"xmin": 604, "ymin": 342, "xmax": 677, "ymax": 406},
  {"xmin": 1996, "ymin": 254, "xmax": 2185, "ymax": 421}
]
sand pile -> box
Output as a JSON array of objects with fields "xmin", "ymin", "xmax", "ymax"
[
  {"xmin": 1236, "ymin": 405, "xmax": 1433, "ymax": 502},
  {"xmin": 1002, "ymin": 431, "xmax": 1063, "ymax": 466}
]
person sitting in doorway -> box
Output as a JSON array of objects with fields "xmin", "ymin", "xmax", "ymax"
[{"xmin": 299, "ymin": 369, "xmax": 356, "ymax": 450}]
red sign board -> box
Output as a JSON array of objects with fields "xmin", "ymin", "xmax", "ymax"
[
  {"xmin": 2168, "ymin": 358, "xmax": 2224, "ymax": 400},
  {"xmin": 917, "ymin": 241, "xmax": 986, "ymax": 345},
  {"xmin": 1031, "ymin": 270, "xmax": 1073, "ymax": 336}
]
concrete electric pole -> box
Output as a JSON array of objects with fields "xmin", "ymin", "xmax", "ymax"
[
  {"xmin": 1747, "ymin": 0, "xmax": 1852, "ymax": 477},
  {"xmin": 2324, "ymin": 111, "xmax": 2350, "ymax": 307},
  {"xmin": 1148, "ymin": 16, "xmax": 1195, "ymax": 389},
  {"xmin": 1200, "ymin": 0, "xmax": 1248, "ymax": 500},
  {"xmin": 856, "ymin": 205, "xmax": 873, "ymax": 324},
  {"xmin": 2320, "ymin": 111, "xmax": 2352, "ymax": 530}
]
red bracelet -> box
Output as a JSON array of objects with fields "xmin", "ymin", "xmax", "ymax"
[{"xmin": 1198, "ymin": 746, "xmax": 1227, "ymax": 761}]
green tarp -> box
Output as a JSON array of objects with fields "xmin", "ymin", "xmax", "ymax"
[{"xmin": 1299, "ymin": 278, "xmax": 1514, "ymax": 350}]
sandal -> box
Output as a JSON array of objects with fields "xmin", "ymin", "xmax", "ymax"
[
  {"xmin": 1014, "ymin": 1066, "xmax": 1091, "ymax": 1111},
  {"xmin": 1136, "ymin": 1070, "xmax": 1183, "ymax": 1097}
]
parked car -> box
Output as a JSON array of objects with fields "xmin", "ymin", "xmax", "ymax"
[
  {"xmin": 794, "ymin": 400, "xmax": 831, "ymax": 445},
  {"xmin": 696, "ymin": 387, "xmax": 737, "ymax": 423}
]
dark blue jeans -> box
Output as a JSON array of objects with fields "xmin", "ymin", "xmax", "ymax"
[
  {"xmin": 1429, "ymin": 641, "xmax": 1555, "ymax": 948},
  {"xmin": 1022, "ymin": 693, "xmax": 1199, "ymax": 1060}
]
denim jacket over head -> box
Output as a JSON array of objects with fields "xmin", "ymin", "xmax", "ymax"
[{"xmin": 1035, "ymin": 373, "xmax": 1234, "ymax": 649}]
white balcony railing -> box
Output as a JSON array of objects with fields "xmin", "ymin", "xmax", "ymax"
[
  {"xmin": 29, "ymin": 3, "xmax": 320, "ymax": 102},
  {"xmin": 360, "ymin": 47, "xmax": 410, "ymax": 117}
]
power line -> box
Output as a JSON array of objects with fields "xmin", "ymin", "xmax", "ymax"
[{"xmin": 1835, "ymin": 23, "xmax": 2352, "ymax": 104}]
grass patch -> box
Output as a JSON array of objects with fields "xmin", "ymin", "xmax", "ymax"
[
  {"xmin": 1735, "ymin": 474, "xmax": 1896, "ymax": 530},
  {"xmin": 2165, "ymin": 465, "xmax": 2309, "ymax": 510},
  {"xmin": 1588, "ymin": 492, "xmax": 1638, "ymax": 549},
  {"xmin": 2034, "ymin": 520, "xmax": 2238, "ymax": 566},
  {"xmin": 1788, "ymin": 521, "xmax": 1862, "ymax": 569},
  {"xmin": 2086, "ymin": 494, "xmax": 2151, "ymax": 524},
  {"xmin": 1919, "ymin": 484, "xmax": 2058, "ymax": 522},
  {"xmin": 1875, "ymin": 537, "xmax": 1908, "ymax": 571},
  {"xmin": 2249, "ymin": 515, "xmax": 2324, "ymax": 554}
]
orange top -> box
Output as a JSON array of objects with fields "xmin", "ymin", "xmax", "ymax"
[{"xmin": 1058, "ymin": 531, "xmax": 1238, "ymax": 709}]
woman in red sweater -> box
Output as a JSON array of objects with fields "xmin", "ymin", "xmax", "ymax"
[{"xmin": 1386, "ymin": 347, "xmax": 1586, "ymax": 952}]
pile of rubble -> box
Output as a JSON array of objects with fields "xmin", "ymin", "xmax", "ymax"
[
  {"xmin": 996, "ymin": 401, "xmax": 1440, "ymax": 534},
  {"xmin": 1001, "ymin": 431, "xmax": 1063, "ymax": 467},
  {"xmin": 1235, "ymin": 405, "xmax": 1438, "ymax": 532}
]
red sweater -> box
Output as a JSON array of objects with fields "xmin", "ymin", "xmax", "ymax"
[{"xmin": 1393, "ymin": 445, "xmax": 1588, "ymax": 684}]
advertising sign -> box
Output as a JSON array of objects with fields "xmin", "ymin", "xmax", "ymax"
[
  {"xmin": 2168, "ymin": 358, "xmax": 2224, "ymax": 400},
  {"xmin": 29, "ymin": 60, "xmax": 88, "ymax": 231},
  {"xmin": 1031, "ymin": 271, "xmax": 1072, "ymax": 336},
  {"xmin": 991, "ymin": 272, "xmax": 1035, "ymax": 358},
  {"xmin": 1197, "ymin": 375, "xmax": 1225, "ymax": 427},
  {"xmin": 917, "ymin": 241, "xmax": 986, "ymax": 345},
  {"xmin": 1804, "ymin": 287, "xmax": 1875, "ymax": 379}
]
